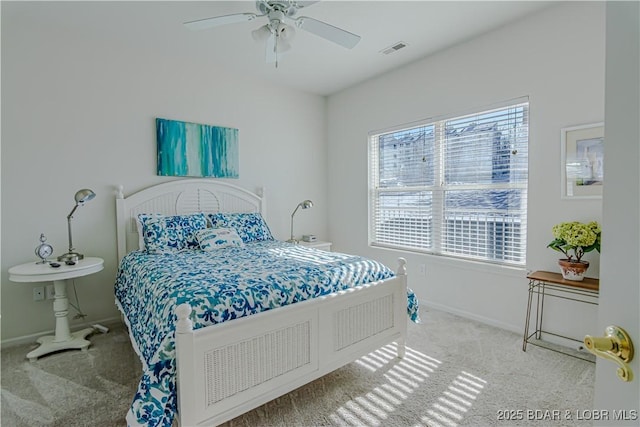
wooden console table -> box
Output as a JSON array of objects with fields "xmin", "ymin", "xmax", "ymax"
[{"xmin": 522, "ymin": 271, "xmax": 599, "ymax": 361}]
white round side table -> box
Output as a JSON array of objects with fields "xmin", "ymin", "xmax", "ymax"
[{"xmin": 8, "ymin": 257, "xmax": 104, "ymax": 361}]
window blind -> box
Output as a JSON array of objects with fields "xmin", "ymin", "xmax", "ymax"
[{"xmin": 369, "ymin": 101, "xmax": 529, "ymax": 266}]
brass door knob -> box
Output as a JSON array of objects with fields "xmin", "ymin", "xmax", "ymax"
[{"xmin": 584, "ymin": 326, "xmax": 634, "ymax": 382}]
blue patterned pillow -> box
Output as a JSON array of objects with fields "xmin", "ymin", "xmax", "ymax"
[
  {"xmin": 138, "ymin": 213, "xmax": 208, "ymax": 254},
  {"xmin": 207, "ymin": 212, "xmax": 274, "ymax": 243},
  {"xmin": 196, "ymin": 228, "xmax": 244, "ymax": 251}
]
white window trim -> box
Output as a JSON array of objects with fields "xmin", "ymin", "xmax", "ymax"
[{"xmin": 368, "ymin": 98, "xmax": 529, "ymax": 267}]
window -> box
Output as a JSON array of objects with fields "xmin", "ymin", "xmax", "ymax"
[{"xmin": 369, "ymin": 100, "xmax": 528, "ymax": 266}]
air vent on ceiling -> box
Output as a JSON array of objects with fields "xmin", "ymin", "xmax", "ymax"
[{"xmin": 380, "ymin": 41, "xmax": 408, "ymax": 55}]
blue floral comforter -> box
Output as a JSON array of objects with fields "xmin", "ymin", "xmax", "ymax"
[{"xmin": 115, "ymin": 240, "xmax": 419, "ymax": 427}]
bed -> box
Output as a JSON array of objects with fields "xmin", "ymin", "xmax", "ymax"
[{"xmin": 114, "ymin": 179, "xmax": 417, "ymax": 427}]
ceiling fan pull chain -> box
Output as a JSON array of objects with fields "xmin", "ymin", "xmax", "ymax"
[{"xmin": 275, "ymin": 28, "xmax": 279, "ymax": 68}]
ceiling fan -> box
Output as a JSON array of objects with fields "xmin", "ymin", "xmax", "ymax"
[{"xmin": 184, "ymin": 1, "xmax": 361, "ymax": 67}]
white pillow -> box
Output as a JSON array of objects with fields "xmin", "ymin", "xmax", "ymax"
[{"xmin": 196, "ymin": 228, "xmax": 244, "ymax": 251}]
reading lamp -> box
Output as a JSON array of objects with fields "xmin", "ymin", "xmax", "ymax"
[
  {"xmin": 58, "ymin": 188, "xmax": 96, "ymax": 263},
  {"xmin": 287, "ymin": 199, "xmax": 313, "ymax": 243}
]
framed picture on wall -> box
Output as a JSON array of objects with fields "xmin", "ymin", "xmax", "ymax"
[
  {"xmin": 156, "ymin": 118, "xmax": 239, "ymax": 178},
  {"xmin": 561, "ymin": 122, "xmax": 604, "ymax": 199}
]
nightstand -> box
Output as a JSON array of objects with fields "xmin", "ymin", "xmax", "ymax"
[
  {"xmin": 9, "ymin": 257, "xmax": 104, "ymax": 361},
  {"xmin": 299, "ymin": 240, "xmax": 332, "ymax": 251}
]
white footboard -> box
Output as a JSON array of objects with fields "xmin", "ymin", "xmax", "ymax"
[{"xmin": 175, "ymin": 258, "xmax": 408, "ymax": 426}]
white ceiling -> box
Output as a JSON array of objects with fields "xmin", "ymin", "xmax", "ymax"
[{"xmin": 7, "ymin": 1, "xmax": 553, "ymax": 96}]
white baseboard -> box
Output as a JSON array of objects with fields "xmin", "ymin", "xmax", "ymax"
[
  {"xmin": 0, "ymin": 316, "xmax": 123, "ymax": 348},
  {"xmin": 422, "ymin": 301, "xmax": 592, "ymax": 356},
  {"xmin": 422, "ymin": 300, "xmax": 522, "ymax": 335}
]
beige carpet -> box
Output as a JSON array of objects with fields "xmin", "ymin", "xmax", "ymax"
[{"xmin": 1, "ymin": 307, "xmax": 595, "ymax": 427}]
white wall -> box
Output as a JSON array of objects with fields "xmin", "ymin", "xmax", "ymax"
[
  {"xmin": 327, "ymin": 2, "xmax": 605, "ymax": 337},
  {"xmin": 1, "ymin": 5, "xmax": 327, "ymax": 341}
]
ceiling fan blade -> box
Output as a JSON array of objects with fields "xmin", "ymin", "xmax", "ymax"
[
  {"xmin": 294, "ymin": 1, "xmax": 320, "ymax": 9},
  {"xmin": 265, "ymin": 34, "xmax": 277, "ymax": 63},
  {"xmin": 295, "ymin": 16, "xmax": 360, "ymax": 49},
  {"xmin": 184, "ymin": 13, "xmax": 257, "ymax": 31}
]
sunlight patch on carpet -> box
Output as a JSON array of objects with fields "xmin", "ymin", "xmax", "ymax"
[
  {"xmin": 328, "ymin": 343, "xmax": 443, "ymax": 426},
  {"xmin": 421, "ymin": 370, "xmax": 487, "ymax": 427}
]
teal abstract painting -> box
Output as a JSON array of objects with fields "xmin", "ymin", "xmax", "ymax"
[{"xmin": 156, "ymin": 118, "xmax": 239, "ymax": 178}]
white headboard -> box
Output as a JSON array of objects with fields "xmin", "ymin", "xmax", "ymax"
[{"xmin": 115, "ymin": 179, "xmax": 266, "ymax": 261}]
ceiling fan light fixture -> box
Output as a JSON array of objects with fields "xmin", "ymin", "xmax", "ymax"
[
  {"xmin": 187, "ymin": 0, "xmax": 361, "ymax": 65},
  {"xmin": 277, "ymin": 40, "xmax": 292, "ymax": 53},
  {"xmin": 252, "ymin": 25, "xmax": 272, "ymax": 41},
  {"xmin": 277, "ymin": 23, "xmax": 296, "ymax": 41}
]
